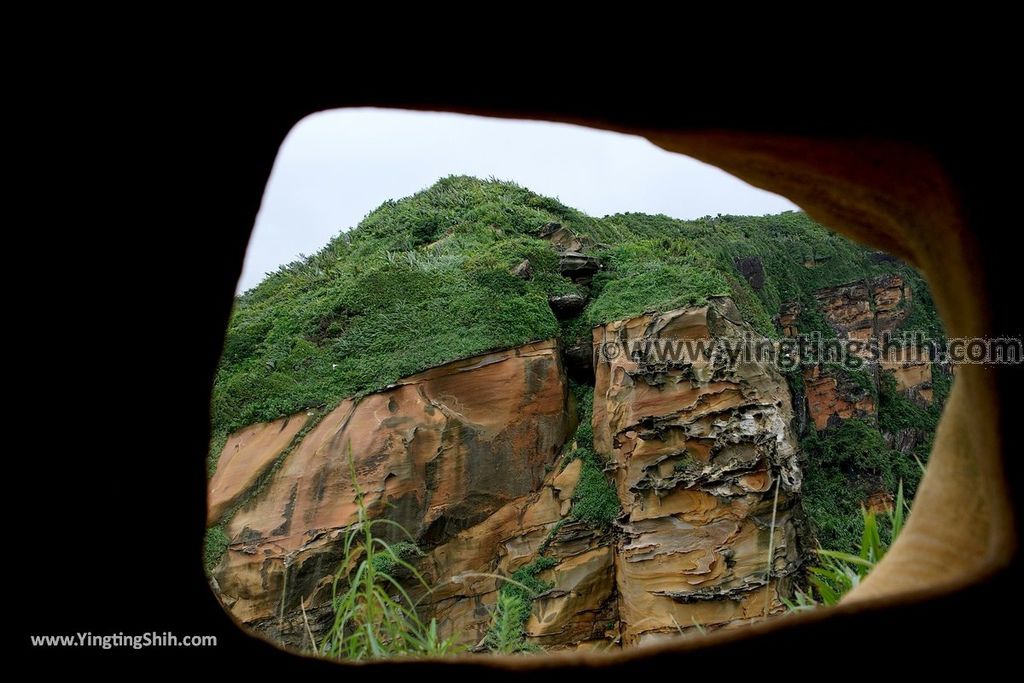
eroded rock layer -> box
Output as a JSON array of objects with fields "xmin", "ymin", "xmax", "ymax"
[
  {"xmin": 210, "ymin": 300, "xmax": 817, "ymax": 652},
  {"xmin": 211, "ymin": 340, "xmax": 575, "ymax": 629},
  {"xmin": 811, "ymin": 273, "xmax": 912, "ymax": 344},
  {"xmin": 592, "ymin": 298, "xmax": 802, "ymax": 646},
  {"xmin": 803, "ymin": 364, "xmax": 876, "ymax": 430}
]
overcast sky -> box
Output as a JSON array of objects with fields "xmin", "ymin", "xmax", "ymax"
[{"xmin": 240, "ymin": 109, "xmax": 798, "ymax": 292}]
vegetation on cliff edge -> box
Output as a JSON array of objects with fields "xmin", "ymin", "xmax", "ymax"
[
  {"xmin": 212, "ymin": 175, "xmax": 947, "ymax": 565},
  {"xmin": 215, "ymin": 176, "xmax": 936, "ymax": 441}
]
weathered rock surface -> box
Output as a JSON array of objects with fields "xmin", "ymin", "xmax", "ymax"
[
  {"xmin": 527, "ymin": 545, "xmax": 617, "ymax": 646},
  {"xmin": 208, "ymin": 412, "xmax": 310, "ymax": 524},
  {"xmin": 549, "ymin": 293, "xmax": 587, "ymax": 320},
  {"xmin": 210, "ymin": 300, "xmax": 821, "ymax": 653},
  {"xmin": 592, "ymin": 298, "xmax": 802, "ymax": 645},
  {"xmin": 511, "ymin": 259, "xmax": 533, "ymax": 280},
  {"xmin": 777, "ymin": 300, "xmax": 800, "ymax": 337},
  {"xmin": 211, "ymin": 340, "xmax": 575, "ymax": 627},
  {"xmin": 733, "ymin": 256, "xmax": 765, "ymax": 290},
  {"xmin": 538, "ymin": 222, "xmax": 589, "ymax": 253},
  {"xmin": 803, "ymin": 365, "xmax": 876, "ymax": 430},
  {"xmin": 559, "ymin": 252, "xmax": 601, "ymax": 282},
  {"xmin": 880, "ymin": 345, "xmax": 933, "ymax": 406},
  {"xmin": 412, "ymin": 480, "xmax": 619, "ymax": 650},
  {"xmin": 812, "ymin": 273, "xmax": 912, "ymax": 347}
]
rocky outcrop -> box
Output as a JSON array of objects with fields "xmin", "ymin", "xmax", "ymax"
[
  {"xmin": 803, "ymin": 365, "xmax": 876, "ymax": 430},
  {"xmin": 510, "ymin": 259, "xmax": 533, "ymax": 280},
  {"xmin": 539, "ymin": 222, "xmax": 589, "ymax": 253},
  {"xmin": 209, "ymin": 300, "xmax": 813, "ymax": 653},
  {"xmin": 549, "ymin": 294, "xmax": 587, "ymax": 320},
  {"xmin": 208, "ymin": 412, "xmax": 310, "ymax": 524},
  {"xmin": 733, "ymin": 256, "xmax": 765, "ymax": 290},
  {"xmin": 777, "ymin": 301, "xmax": 800, "ymax": 337},
  {"xmin": 786, "ymin": 273, "xmax": 930, "ymax": 430},
  {"xmin": 412, "ymin": 463, "xmax": 618, "ymax": 650},
  {"xmin": 880, "ymin": 345, "xmax": 933, "ymax": 406},
  {"xmin": 527, "ymin": 543, "xmax": 617, "ymax": 648},
  {"xmin": 210, "ymin": 340, "xmax": 575, "ymax": 628},
  {"xmin": 592, "ymin": 298, "xmax": 802, "ymax": 646},
  {"xmin": 812, "ymin": 273, "xmax": 912, "ymax": 347},
  {"xmin": 871, "ymin": 273, "xmax": 913, "ymax": 334},
  {"xmin": 559, "ymin": 252, "xmax": 601, "ymax": 282},
  {"xmin": 210, "ymin": 267, "xmax": 940, "ymax": 654}
]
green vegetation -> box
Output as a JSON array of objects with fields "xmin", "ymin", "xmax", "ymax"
[
  {"xmin": 214, "ymin": 177, "xmax": 595, "ymax": 439},
  {"xmin": 482, "ymin": 556, "xmax": 557, "ymax": 654},
  {"xmin": 800, "ymin": 419, "xmax": 922, "ymax": 554},
  {"xmin": 798, "ymin": 368, "xmax": 944, "ymax": 557},
  {"xmin": 213, "ymin": 177, "xmax": 938, "ymax": 441},
  {"xmin": 203, "ymin": 525, "xmax": 229, "ymax": 573},
  {"xmin": 316, "ymin": 457, "xmax": 460, "ymax": 660},
  {"xmin": 369, "ymin": 540, "xmax": 423, "ymax": 576},
  {"xmin": 206, "ymin": 432, "xmax": 229, "ymax": 479},
  {"xmin": 786, "ymin": 483, "xmax": 908, "ymax": 610},
  {"xmin": 878, "ymin": 372, "xmax": 940, "ymax": 440},
  {"xmin": 571, "ymin": 453, "xmax": 621, "ymax": 527},
  {"xmin": 582, "ymin": 239, "xmax": 729, "ymax": 326},
  {"xmin": 561, "ymin": 385, "xmax": 620, "ymax": 528},
  {"xmin": 557, "ymin": 210, "xmax": 917, "ymax": 344}
]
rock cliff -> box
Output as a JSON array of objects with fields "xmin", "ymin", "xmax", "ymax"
[
  {"xmin": 209, "ymin": 299, "xmax": 810, "ymax": 651},
  {"xmin": 210, "ymin": 341, "xmax": 574, "ymax": 637},
  {"xmin": 592, "ymin": 298, "xmax": 801, "ymax": 645},
  {"xmin": 207, "ymin": 176, "xmax": 947, "ymax": 655}
]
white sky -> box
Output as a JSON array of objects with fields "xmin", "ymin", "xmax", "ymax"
[{"xmin": 240, "ymin": 108, "xmax": 798, "ymax": 292}]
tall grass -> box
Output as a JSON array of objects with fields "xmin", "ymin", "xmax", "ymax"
[
  {"xmin": 785, "ymin": 482, "xmax": 908, "ymax": 610},
  {"xmin": 311, "ymin": 452, "xmax": 461, "ymax": 660}
]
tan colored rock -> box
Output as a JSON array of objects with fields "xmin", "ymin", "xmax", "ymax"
[
  {"xmin": 628, "ymin": 581, "xmax": 787, "ymax": 647},
  {"xmin": 871, "ymin": 273, "xmax": 912, "ymax": 333},
  {"xmin": 553, "ymin": 458, "xmax": 582, "ymax": 516},
  {"xmin": 538, "ymin": 222, "xmax": 587, "ymax": 252},
  {"xmin": 864, "ymin": 490, "xmax": 894, "ymax": 514},
  {"xmin": 810, "ymin": 273, "xmax": 912, "ymax": 354},
  {"xmin": 777, "ymin": 300, "xmax": 800, "ymax": 337},
  {"xmin": 814, "ymin": 281, "xmax": 873, "ymax": 341},
  {"xmin": 880, "ymin": 345, "xmax": 933, "ymax": 406},
  {"xmin": 526, "ymin": 546, "xmax": 616, "ymax": 643},
  {"xmin": 592, "ymin": 299, "xmax": 802, "ymax": 646},
  {"xmin": 212, "ymin": 340, "xmax": 574, "ymax": 627},
  {"xmin": 207, "ymin": 412, "xmax": 309, "ymax": 525},
  {"xmin": 414, "ymin": 473, "xmax": 617, "ymax": 649},
  {"xmin": 804, "ymin": 364, "xmax": 876, "ymax": 430}
]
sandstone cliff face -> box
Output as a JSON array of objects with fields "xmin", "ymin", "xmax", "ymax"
[
  {"xmin": 592, "ymin": 298, "xmax": 802, "ymax": 646},
  {"xmin": 208, "ymin": 413, "xmax": 310, "ymax": 524},
  {"xmin": 811, "ymin": 273, "xmax": 911, "ymax": 344},
  {"xmin": 210, "ymin": 340, "xmax": 575, "ymax": 630},
  {"xmin": 209, "ymin": 299, "xmax": 809, "ymax": 653},
  {"xmin": 788, "ymin": 273, "xmax": 933, "ymax": 430},
  {"xmin": 411, "ymin": 461, "xmax": 618, "ymax": 650},
  {"xmin": 880, "ymin": 345, "xmax": 933, "ymax": 406},
  {"xmin": 803, "ymin": 365, "xmax": 876, "ymax": 431},
  {"xmin": 209, "ymin": 274, "xmax": 942, "ymax": 653}
]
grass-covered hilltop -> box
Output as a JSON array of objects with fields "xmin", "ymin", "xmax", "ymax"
[{"xmin": 212, "ymin": 175, "xmax": 948, "ymax": 558}]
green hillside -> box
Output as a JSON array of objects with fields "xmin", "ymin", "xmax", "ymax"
[{"xmin": 215, "ymin": 176, "xmax": 938, "ymax": 434}]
